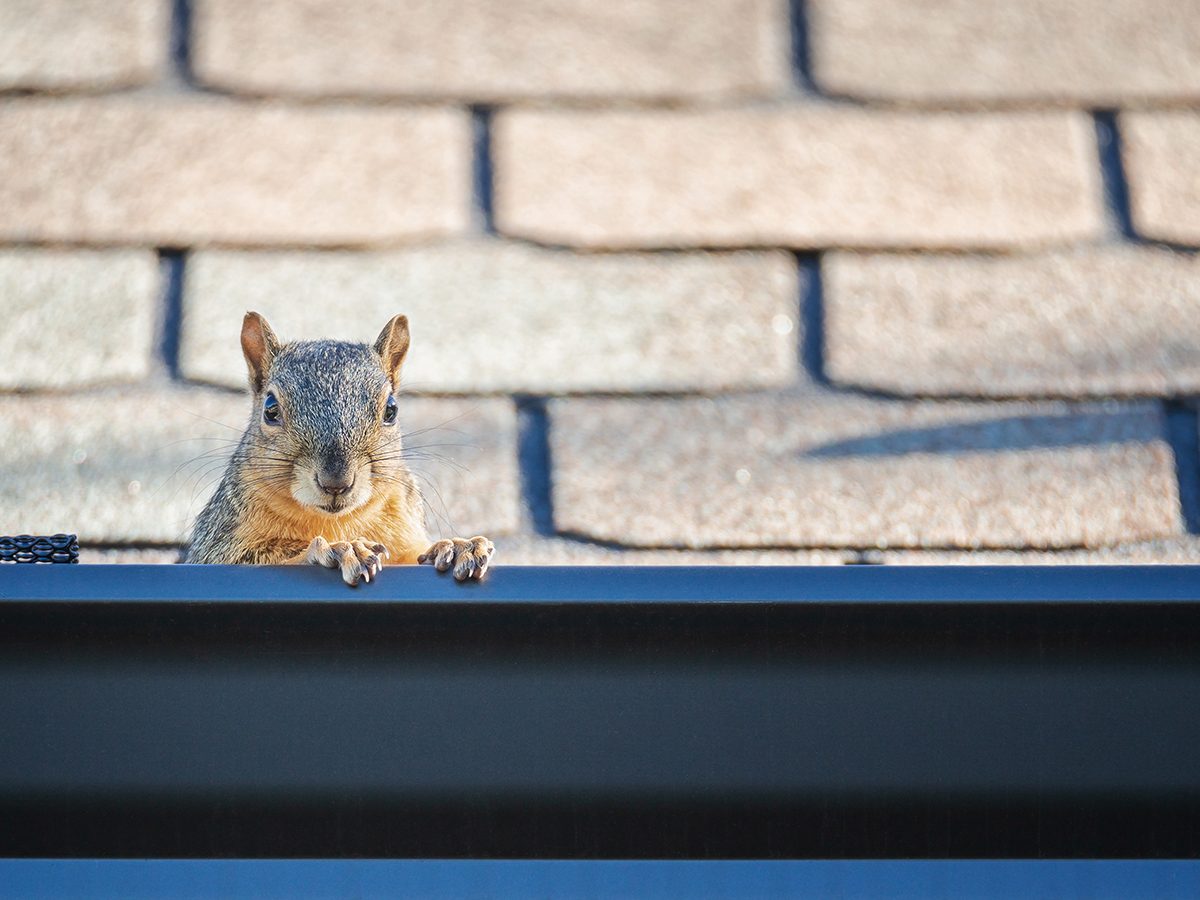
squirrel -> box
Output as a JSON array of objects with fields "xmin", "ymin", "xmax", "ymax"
[{"xmin": 185, "ymin": 311, "xmax": 495, "ymax": 586}]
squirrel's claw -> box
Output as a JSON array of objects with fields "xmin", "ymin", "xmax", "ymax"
[
  {"xmin": 306, "ymin": 536, "xmax": 389, "ymax": 587},
  {"xmin": 419, "ymin": 536, "xmax": 495, "ymax": 582}
]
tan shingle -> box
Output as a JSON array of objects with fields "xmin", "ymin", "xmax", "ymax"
[
  {"xmin": 497, "ymin": 536, "xmax": 850, "ymax": 565},
  {"xmin": 0, "ymin": 249, "xmax": 159, "ymax": 389},
  {"xmin": 549, "ymin": 393, "xmax": 1180, "ymax": 549},
  {"xmin": 494, "ymin": 108, "xmax": 1104, "ymax": 250},
  {"xmin": 180, "ymin": 243, "xmax": 799, "ymax": 393},
  {"xmin": 810, "ymin": 0, "xmax": 1200, "ymax": 105},
  {"xmin": 0, "ymin": 0, "xmax": 166, "ymax": 91},
  {"xmin": 868, "ymin": 538, "xmax": 1200, "ymax": 565},
  {"xmin": 1124, "ymin": 112, "xmax": 1200, "ymax": 246},
  {"xmin": 0, "ymin": 390, "xmax": 518, "ymax": 545},
  {"xmin": 824, "ymin": 247, "xmax": 1200, "ymax": 398},
  {"xmin": 0, "ymin": 98, "xmax": 470, "ymax": 247},
  {"xmin": 80, "ymin": 547, "xmax": 183, "ymax": 564},
  {"xmin": 192, "ymin": 0, "xmax": 789, "ymax": 101}
]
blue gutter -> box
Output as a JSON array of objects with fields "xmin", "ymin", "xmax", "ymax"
[{"xmin": 0, "ymin": 564, "xmax": 1197, "ymax": 858}]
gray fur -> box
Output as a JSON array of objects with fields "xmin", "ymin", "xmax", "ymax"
[
  {"xmin": 271, "ymin": 340, "xmax": 390, "ymax": 473},
  {"xmin": 185, "ymin": 339, "xmax": 402, "ymax": 564},
  {"xmin": 186, "ymin": 437, "xmax": 257, "ymax": 563}
]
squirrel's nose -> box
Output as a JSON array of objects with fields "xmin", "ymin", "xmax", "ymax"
[{"xmin": 316, "ymin": 472, "xmax": 355, "ymax": 497}]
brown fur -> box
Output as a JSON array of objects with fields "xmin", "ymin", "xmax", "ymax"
[
  {"xmin": 236, "ymin": 480, "xmax": 428, "ymax": 566},
  {"xmin": 186, "ymin": 313, "xmax": 494, "ymax": 584}
]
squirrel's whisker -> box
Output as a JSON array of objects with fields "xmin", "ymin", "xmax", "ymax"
[
  {"xmin": 383, "ymin": 450, "xmax": 470, "ymax": 474},
  {"xmin": 403, "ymin": 466, "xmax": 458, "ymax": 537},
  {"xmin": 396, "ymin": 409, "xmax": 476, "ymax": 441},
  {"xmin": 182, "ymin": 411, "xmax": 251, "ymax": 435}
]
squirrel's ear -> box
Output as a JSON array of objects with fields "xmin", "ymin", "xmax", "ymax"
[
  {"xmin": 241, "ymin": 311, "xmax": 280, "ymax": 394},
  {"xmin": 374, "ymin": 314, "xmax": 410, "ymax": 383}
]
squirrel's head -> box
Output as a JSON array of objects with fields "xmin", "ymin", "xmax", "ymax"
[{"xmin": 239, "ymin": 311, "xmax": 411, "ymax": 517}]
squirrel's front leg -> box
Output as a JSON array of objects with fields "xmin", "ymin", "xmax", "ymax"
[
  {"xmin": 289, "ymin": 536, "xmax": 389, "ymax": 587},
  {"xmin": 419, "ymin": 536, "xmax": 495, "ymax": 582}
]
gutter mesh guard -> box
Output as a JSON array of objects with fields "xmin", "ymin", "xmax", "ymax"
[{"xmin": 0, "ymin": 533, "xmax": 78, "ymax": 564}]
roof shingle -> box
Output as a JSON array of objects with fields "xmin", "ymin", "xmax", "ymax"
[
  {"xmin": 192, "ymin": 0, "xmax": 790, "ymax": 101},
  {"xmin": 0, "ymin": 0, "xmax": 167, "ymax": 91},
  {"xmin": 1124, "ymin": 112, "xmax": 1200, "ymax": 246},
  {"xmin": 494, "ymin": 108, "xmax": 1105, "ymax": 250},
  {"xmin": 810, "ymin": 0, "xmax": 1200, "ymax": 105},
  {"xmin": 549, "ymin": 394, "xmax": 1181, "ymax": 550},
  {"xmin": 0, "ymin": 390, "xmax": 518, "ymax": 545},
  {"xmin": 824, "ymin": 248, "xmax": 1200, "ymax": 398},
  {"xmin": 1, "ymin": 249, "xmax": 159, "ymax": 389},
  {"xmin": 0, "ymin": 99, "xmax": 471, "ymax": 247},
  {"xmin": 180, "ymin": 243, "xmax": 801, "ymax": 394}
]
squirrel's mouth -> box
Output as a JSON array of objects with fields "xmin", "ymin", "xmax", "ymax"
[
  {"xmin": 313, "ymin": 485, "xmax": 365, "ymax": 515},
  {"xmin": 289, "ymin": 469, "xmax": 370, "ymax": 517},
  {"xmin": 305, "ymin": 493, "xmax": 365, "ymax": 517}
]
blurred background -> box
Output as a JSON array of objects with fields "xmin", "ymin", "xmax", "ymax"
[{"xmin": 1, "ymin": 0, "xmax": 1199, "ymax": 566}]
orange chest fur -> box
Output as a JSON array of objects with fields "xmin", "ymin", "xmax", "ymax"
[{"xmin": 236, "ymin": 493, "xmax": 428, "ymax": 564}]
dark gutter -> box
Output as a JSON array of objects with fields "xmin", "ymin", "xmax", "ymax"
[{"xmin": 1, "ymin": 564, "xmax": 1198, "ymax": 857}]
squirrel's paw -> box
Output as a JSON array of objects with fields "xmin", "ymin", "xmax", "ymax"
[
  {"xmin": 306, "ymin": 535, "xmax": 389, "ymax": 587},
  {"xmin": 418, "ymin": 536, "xmax": 494, "ymax": 582}
]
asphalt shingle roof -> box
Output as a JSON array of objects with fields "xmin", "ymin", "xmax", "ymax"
[{"xmin": 2, "ymin": 0, "xmax": 1198, "ymax": 566}]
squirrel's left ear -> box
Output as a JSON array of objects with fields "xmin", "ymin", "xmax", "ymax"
[
  {"xmin": 241, "ymin": 311, "xmax": 281, "ymax": 394},
  {"xmin": 374, "ymin": 315, "xmax": 410, "ymax": 384}
]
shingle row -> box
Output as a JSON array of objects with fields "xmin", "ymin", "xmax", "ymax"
[
  {"xmin": 0, "ymin": 389, "xmax": 1180, "ymax": 552},
  {"xmin": 0, "ymin": 100, "xmax": 1120, "ymax": 250},
  {"xmin": 8, "ymin": 243, "xmax": 1200, "ymax": 399},
  {"xmin": 4, "ymin": 99, "xmax": 1199, "ymax": 249},
  {"xmin": 10, "ymin": 0, "xmax": 1197, "ymax": 106},
  {"xmin": 0, "ymin": 390, "xmax": 518, "ymax": 544}
]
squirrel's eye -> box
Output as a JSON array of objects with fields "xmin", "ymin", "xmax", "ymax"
[
  {"xmin": 382, "ymin": 394, "xmax": 398, "ymax": 426},
  {"xmin": 263, "ymin": 391, "xmax": 282, "ymax": 426}
]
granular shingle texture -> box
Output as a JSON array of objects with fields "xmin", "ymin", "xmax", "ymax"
[
  {"xmin": 0, "ymin": 390, "xmax": 518, "ymax": 545},
  {"xmin": 1, "ymin": 1, "xmax": 1198, "ymax": 569},
  {"xmin": 81, "ymin": 547, "xmax": 184, "ymax": 565},
  {"xmin": 549, "ymin": 394, "xmax": 1180, "ymax": 549},
  {"xmin": 0, "ymin": 99, "xmax": 471, "ymax": 247},
  {"xmin": 868, "ymin": 538, "xmax": 1200, "ymax": 565},
  {"xmin": 179, "ymin": 243, "xmax": 799, "ymax": 393},
  {"xmin": 824, "ymin": 248, "xmax": 1200, "ymax": 397},
  {"xmin": 810, "ymin": 0, "xmax": 1200, "ymax": 105},
  {"xmin": 1123, "ymin": 112, "xmax": 1200, "ymax": 246},
  {"xmin": 497, "ymin": 536, "xmax": 850, "ymax": 565},
  {"xmin": 0, "ymin": 0, "xmax": 167, "ymax": 91},
  {"xmin": 0, "ymin": 250, "xmax": 159, "ymax": 389},
  {"xmin": 494, "ymin": 108, "xmax": 1104, "ymax": 250},
  {"xmin": 192, "ymin": 0, "xmax": 789, "ymax": 101}
]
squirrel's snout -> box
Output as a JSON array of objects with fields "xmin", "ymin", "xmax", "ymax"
[{"xmin": 316, "ymin": 471, "xmax": 355, "ymax": 498}]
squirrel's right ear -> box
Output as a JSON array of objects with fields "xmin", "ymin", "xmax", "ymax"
[
  {"xmin": 374, "ymin": 315, "xmax": 410, "ymax": 384},
  {"xmin": 241, "ymin": 311, "xmax": 280, "ymax": 394}
]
